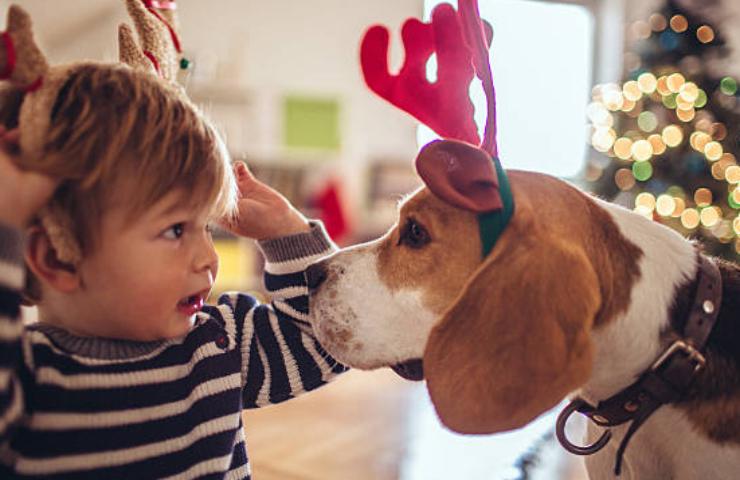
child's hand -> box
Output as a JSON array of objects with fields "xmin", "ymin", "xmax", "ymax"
[
  {"xmin": 0, "ymin": 127, "xmax": 58, "ymax": 228},
  {"xmin": 222, "ymin": 161, "xmax": 310, "ymax": 240}
]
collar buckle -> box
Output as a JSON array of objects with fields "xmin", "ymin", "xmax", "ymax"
[{"xmin": 650, "ymin": 339, "xmax": 706, "ymax": 375}]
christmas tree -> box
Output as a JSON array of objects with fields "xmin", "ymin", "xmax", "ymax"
[{"xmin": 585, "ymin": 0, "xmax": 740, "ymax": 259}]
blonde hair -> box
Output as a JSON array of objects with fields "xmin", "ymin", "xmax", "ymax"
[{"xmin": 2, "ymin": 63, "xmax": 237, "ymax": 301}]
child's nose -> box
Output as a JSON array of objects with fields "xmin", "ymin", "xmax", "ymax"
[{"xmin": 194, "ymin": 234, "xmax": 219, "ymax": 276}]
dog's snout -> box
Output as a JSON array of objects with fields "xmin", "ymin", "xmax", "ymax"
[{"xmin": 306, "ymin": 263, "xmax": 328, "ymax": 291}]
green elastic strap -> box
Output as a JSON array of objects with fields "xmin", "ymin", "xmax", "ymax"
[{"xmin": 478, "ymin": 158, "xmax": 514, "ymax": 258}]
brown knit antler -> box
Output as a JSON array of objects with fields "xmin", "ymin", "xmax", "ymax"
[
  {"xmin": 119, "ymin": 0, "xmax": 181, "ymax": 81},
  {"xmin": 0, "ymin": 5, "xmax": 49, "ymax": 91}
]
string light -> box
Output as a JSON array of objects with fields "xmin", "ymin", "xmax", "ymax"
[
  {"xmin": 669, "ymin": 15, "xmax": 688, "ymax": 33},
  {"xmin": 632, "ymin": 139, "xmax": 653, "ymax": 161},
  {"xmin": 649, "ymin": 14, "xmax": 667, "ymax": 32},
  {"xmin": 694, "ymin": 188, "xmax": 713, "ymax": 206},
  {"xmin": 637, "ymin": 72, "xmax": 657, "ymax": 94},
  {"xmin": 656, "ymin": 194, "xmax": 677, "ymax": 216},
  {"xmin": 662, "ymin": 125, "xmax": 683, "ymax": 147},
  {"xmin": 700, "ymin": 206, "xmax": 721, "ymax": 227},
  {"xmin": 704, "ymin": 141, "xmax": 723, "ymax": 161},
  {"xmin": 672, "ymin": 197, "xmax": 686, "ymax": 217},
  {"xmin": 633, "ymin": 161, "xmax": 653, "ymax": 181},
  {"xmin": 696, "ymin": 25, "xmax": 715, "ymax": 44},
  {"xmin": 638, "ymin": 111, "xmax": 658, "ymax": 132},
  {"xmin": 667, "ymin": 73, "xmax": 686, "ymax": 93},
  {"xmin": 592, "ymin": 128, "xmax": 617, "ymax": 152},
  {"xmin": 726, "ymin": 165, "xmax": 740, "ymax": 184},
  {"xmin": 678, "ymin": 82, "xmax": 699, "ymax": 103},
  {"xmin": 615, "ymin": 168, "xmax": 636, "ymax": 191},
  {"xmin": 676, "ymin": 107, "xmax": 696, "ymax": 122},
  {"xmin": 720, "ymin": 77, "xmax": 738, "ymax": 95},
  {"xmin": 690, "ymin": 131, "xmax": 711, "ymax": 152},
  {"xmin": 648, "ymin": 134, "xmax": 667, "ymax": 155},
  {"xmin": 623, "ymin": 81, "xmax": 642, "ymax": 101},
  {"xmin": 656, "ymin": 76, "xmax": 671, "ymax": 96},
  {"xmin": 681, "ymin": 208, "xmax": 700, "ymax": 229},
  {"xmin": 636, "ymin": 192, "xmax": 656, "ymax": 210},
  {"xmin": 614, "ymin": 137, "xmax": 634, "ymax": 160}
]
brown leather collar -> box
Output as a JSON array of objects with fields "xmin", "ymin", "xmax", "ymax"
[{"xmin": 555, "ymin": 254, "xmax": 723, "ymax": 476}]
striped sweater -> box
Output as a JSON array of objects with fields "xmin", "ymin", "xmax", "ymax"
[{"xmin": 0, "ymin": 222, "xmax": 347, "ymax": 479}]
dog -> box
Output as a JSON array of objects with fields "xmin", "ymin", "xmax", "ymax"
[{"xmin": 306, "ymin": 139, "xmax": 740, "ymax": 479}]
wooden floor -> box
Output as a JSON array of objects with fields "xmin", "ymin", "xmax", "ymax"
[{"xmin": 242, "ymin": 370, "xmax": 589, "ymax": 480}]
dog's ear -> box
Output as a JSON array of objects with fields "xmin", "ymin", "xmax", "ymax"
[{"xmin": 423, "ymin": 234, "xmax": 600, "ymax": 434}]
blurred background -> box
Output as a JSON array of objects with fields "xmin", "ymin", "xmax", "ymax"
[{"xmin": 7, "ymin": 0, "xmax": 740, "ymax": 478}]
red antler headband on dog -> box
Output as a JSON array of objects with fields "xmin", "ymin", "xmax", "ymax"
[{"xmin": 361, "ymin": 0, "xmax": 514, "ymax": 257}]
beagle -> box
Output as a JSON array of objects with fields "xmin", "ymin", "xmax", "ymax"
[{"xmin": 307, "ymin": 140, "xmax": 740, "ymax": 479}]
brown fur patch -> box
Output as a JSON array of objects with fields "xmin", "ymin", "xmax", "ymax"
[
  {"xmin": 377, "ymin": 169, "xmax": 644, "ymax": 434},
  {"xmin": 375, "ymin": 188, "xmax": 482, "ymax": 315}
]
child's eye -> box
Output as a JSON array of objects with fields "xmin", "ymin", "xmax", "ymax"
[{"xmin": 163, "ymin": 223, "xmax": 185, "ymax": 240}]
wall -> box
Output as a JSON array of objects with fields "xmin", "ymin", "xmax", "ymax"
[{"xmin": 0, "ymin": 0, "xmax": 425, "ymax": 233}]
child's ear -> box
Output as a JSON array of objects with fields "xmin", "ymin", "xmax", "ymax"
[{"xmin": 24, "ymin": 226, "xmax": 80, "ymax": 294}]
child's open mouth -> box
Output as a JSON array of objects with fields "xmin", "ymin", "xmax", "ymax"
[{"xmin": 177, "ymin": 293, "xmax": 206, "ymax": 316}]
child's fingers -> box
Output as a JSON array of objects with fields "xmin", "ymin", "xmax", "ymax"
[{"xmin": 233, "ymin": 161, "xmax": 255, "ymax": 182}]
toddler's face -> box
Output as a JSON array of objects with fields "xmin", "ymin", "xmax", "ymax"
[{"xmin": 74, "ymin": 189, "xmax": 219, "ymax": 341}]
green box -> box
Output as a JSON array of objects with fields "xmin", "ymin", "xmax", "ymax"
[{"xmin": 283, "ymin": 96, "xmax": 341, "ymax": 151}]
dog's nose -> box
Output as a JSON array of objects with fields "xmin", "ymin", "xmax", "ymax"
[{"xmin": 305, "ymin": 263, "xmax": 328, "ymax": 292}]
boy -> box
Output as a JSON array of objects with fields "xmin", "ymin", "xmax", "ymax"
[{"xmin": 0, "ymin": 60, "xmax": 345, "ymax": 480}]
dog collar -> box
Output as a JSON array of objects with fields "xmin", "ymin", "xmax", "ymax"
[
  {"xmin": 555, "ymin": 254, "xmax": 722, "ymax": 476},
  {"xmin": 478, "ymin": 158, "xmax": 514, "ymax": 257}
]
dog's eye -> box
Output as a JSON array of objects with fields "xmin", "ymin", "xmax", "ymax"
[{"xmin": 399, "ymin": 219, "xmax": 430, "ymax": 249}]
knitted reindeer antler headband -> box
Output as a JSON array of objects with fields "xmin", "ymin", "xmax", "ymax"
[
  {"xmin": 0, "ymin": 0, "xmax": 186, "ymax": 264},
  {"xmin": 361, "ymin": 0, "xmax": 514, "ymax": 257}
]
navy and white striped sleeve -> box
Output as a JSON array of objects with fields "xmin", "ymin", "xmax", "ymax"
[
  {"xmin": 220, "ymin": 222, "xmax": 348, "ymax": 408},
  {"xmin": 0, "ymin": 223, "xmax": 27, "ymax": 442}
]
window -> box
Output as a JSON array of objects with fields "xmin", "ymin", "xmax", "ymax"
[{"xmin": 420, "ymin": 0, "xmax": 595, "ymax": 178}]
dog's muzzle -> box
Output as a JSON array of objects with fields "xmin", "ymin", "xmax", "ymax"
[{"xmin": 391, "ymin": 359, "xmax": 424, "ymax": 381}]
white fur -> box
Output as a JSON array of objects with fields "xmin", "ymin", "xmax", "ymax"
[
  {"xmin": 310, "ymin": 231, "xmax": 437, "ymax": 369},
  {"xmin": 580, "ymin": 198, "xmax": 697, "ymax": 402}
]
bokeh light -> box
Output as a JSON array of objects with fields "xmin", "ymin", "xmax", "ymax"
[
  {"xmin": 694, "ymin": 188, "xmax": 713, "ymax": 206},
  {"xmin": 656, "ymin": 194, "xmax": 677, "ymax": 216},
  {"xmin": 669, "ymin": 15, "xmax": 688, "ymax": 33},
  {"xmin": 649, "ymin": 14, "xmax": 667, "ymax": 32},
  {"xmin": 637, "ymin": 111, "xmax": 658, "ymax": 132},
  {"xmin": 662, "ymin": 125, "xmax": 683, "ymax": 147},
  {"xmin": 720, "ymin": 77, "xmax": 738, "ymax": 95},
  {"xmin": 632, "ymin": 139, "xmax": 653, "ymax": 161},
  {"xmin": 637, "ymin": 72, "xmax": 657, "ymax": 94},
  {"xmin": 672, "ymin": 197, "xmax": 686, "ymax": 217},
  {"xmin": 681, "ymin": 208, "xmax": 700, "ymax": 229},
  {"xmin": 696, "ymin": 25, "xmax": 715, "ymax": 44},
  {"xmin": 636, "ymin": 192, "xmax": 656, "ymax": 211},
  {"xmin": 695, "ymin": 89, "xmax": 708, "ymax": 108},
  {"xmin": 726, "ymin": 165, "xmax": 740, "ymax": 184},
  {"xmin": 623, "ymin": 81, "xmax": 642, "ymax": 101},
  {"xmin": 614, "ymin": 137, "xmax": 634, "ymax": 160},
  {"xmin": 690, "ymin": 131, "xmax": 711, "ymax": 152},
  {"xmin": 704, "ymin": 141, "xmax": 723, "ymax": 161},
  {"xmin": 700, "ymin": 206, "xmax": 721, "ymax": 227},
  {"xmin": 592, "ymin": 128, "xmax": 617, "ymax": 152},
  {"xmin": 676, "ymin": 107, "xmax": 696, "ymax": 122},
  {"xmin": 666, "ymin": 73, "xmax": 685, "ymax": 92},
  {"xmin": 633, "ymin": 161, "xmax": 653, "ymax": 181},
  {"xmin": 615, "ymin": 168, "xmax": 636, "ymax": 191},
  {"xmin": 648, "ymin": 134, "xmax": 667, "ymax": 155}
]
